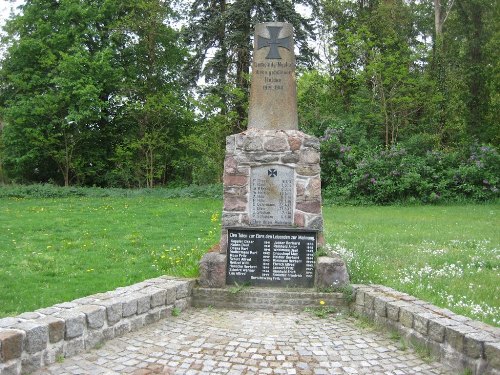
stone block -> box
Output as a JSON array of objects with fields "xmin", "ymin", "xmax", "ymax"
[
  {"xmin": 300, "ymin": 149, "xmax": 320, "ymax": 164},
  {"xmin": 63, "ymin": 337, "xmax": 84, "ymax": 357},
  {"xmin": 0, "ymin": 329, "xmax": 24, "ymax": 362},
  {"xmin": 294, "ymin": 211, "xmax": 305, "ymax": 227},
  {"xmin": 464, "ymin": 332, "xmax": 494, "ymax": 359},
  {"xmin": 103, "ymin": 327, "xmax": 114, "ymax": 341},
  {"xmin": 413, "ymin": 312, "xmax": 436, "ymax": 336},
  {"xmin": 130, "ymin": 316, "xmax": 145, "ymax": 332},
  {"xmin": 446, "ymin": 324, "xmax": 478, "ymax": 352},
  {"xmin": 159, "ymin": 306, "xmax": 173, "ymax": 320},
  {"xmin": 76, "ymin": 305, "xmax": 106, "ymax": 329},
  {"xmin": 35, "ymin": 307, "xmax": 61, "ymax": 316},
  {"xmin": 250, "ymin": 153, "xmax": 280, "ymax": 163},
  {"xmin": 364, "ymin": 293, "xmax": 375, "ymax": 310},
  {"xmin": 21, "ymin": 352, "xmax": 42, "ymax": 373},
  {"xmin": 306, "ymin": 215, "xmax": 323, "ymax": 231},
  {"xmin": 288, "ymin": 136, "xmax": 302, "ymax": 151},
  {"xmin": 224, "ymin": 196, "xmax": 247, "ymax": 211},
  {"xmin": 96, "ymin": 298, "xmax": 123, "ymax": 325},
  {"xmin": 114, "ymin": 321, "xmax": 130, "ymax": 338},
  {"xmin": 36, "ymin": 316, "xmax": 64, "ymax": 345},
  {"xmin": 374, "ymin": 297, "xmax": 389, "ymax": 318},
  {"xmin": 176, "ymin": 282, "xmax": 191, "ymax": 299},
  {"xmin": 147, "ymin": 287, "xmax": 167, "ymax": 308},
  {"xmin": 296, "ymin": 200, "xmax": 321, "ymax": 214},
  {"xmin": 355, "ymin": 290, "xmax": 365, "ymax": 306},
  {"xmin": 314, "ymin": 256, "xmax": 349, "ymax": 289},
  {"xmin": 174, "ymin": 298, "xmax": 189, "ymax": 311},
  {"xmin": 303, "ymin": 137, "xmax": 320, "ymax": 150},
  {"xmin": 0, "ymin": 361, "xmax": 21, "ymax": 375},
  {"xmin": 122, "ymin": 294, "xmax": 139, "ymax": 317},
  {"xmin": 223, "ymin": 174, "xmax": 248, "ymax": 187},
  {"xmin": 54, "ymin": 302, "xmax": 78, "ymax": 310},
  {"xmin": 399, "ymin": 308, "xmax": 414, "ymax": 328},
  {"xmin": 224, "ymin": 156, "xmax": 238, "ymax": 174},
  {"xmin": 222, "ymin": 213, "xmax": 240, "ymax": 229},
  {"xmin": 17, "ymin": 312, "xmax": 42, "ymax": 320},
  {"xmin": 243, "ymin": 136, "xmax": 263, "ymax": 151},
  {"xmin": 57, "ymin": 310, "xmax": 86, "ymax": 340},
  {"xmin": 264, "ymin": 137, "xmax": 288, "ymax": 152},
  {"xmin": 428, "ymin": 319, "xmax": 446, "ymax": 343},
  {"xmin": 386, "ymin": 301, "xmax": 399, "ymax": 322},
  {"xmin": 485, "ymin": 342, "xmax": 500, "ymax": 368},
  {"xmin": 0, "ymin": 318, "xmax": 20, "ymax": 328},
  {"xmin": 165, "ymin": 286, "xmax": 177, "ymax": 305},
  {"xmin": 14, "ymin": 321, "xmax": 48, "ymax": 354},
  {"xmin": 145, "ymin": 309, "xmax": 161, "ymax": 325},
  {"xmin": 226, "ymin": 135, "xmax": 235, "ymax": 153},
  {"xmin": 296, "ymin": 164, "xmax": 320, "ymax": 177},
  {"xmin": 281, "ymin": 153, "xmax": 299, "ymax": 164},
  {"xmin": 136, "ymin": 293, "xmax": 151, "ymax": 314},
  {"xmin": 199, "ymin": 252, "xmax": 227, "ymax": 288},
  {"xmin": 43, "ymin": 343, "xmax": 64, "ymax": 365},
  {"xmin": 85, "ymin": 330, "xmax": 104, "ymax": 350}
]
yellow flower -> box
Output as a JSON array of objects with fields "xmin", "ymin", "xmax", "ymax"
[{"xmin": 319, "ymin": 300, "xmax": 325, "ymax": 305}]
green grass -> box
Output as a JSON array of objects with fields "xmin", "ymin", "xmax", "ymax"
[
  {"xmin": 323, "ymin": 204, "xmax": 500, "ymax": 326},
  {"xmin": 1, "ymin": 193, "xmax": 498, "ymax": 327},
  {"xmin": 0, "ymin": 196, "xmax": 220, "ymax": 317}
]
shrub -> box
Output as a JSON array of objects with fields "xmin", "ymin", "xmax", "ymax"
[{"xmin": 321, "ymin": 127, "xmax": 499, "ymax": 204}]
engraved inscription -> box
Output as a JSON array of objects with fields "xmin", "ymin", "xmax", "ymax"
[
  {"xmin": 250, "ymin": 165, "xmax": 294, "ymax": 226},
  {"xmin": 252, "ymin": 61, "xmax": 294, "ymax": 91},
  {"xmin": 227, "ymin": 229, "xmax": 316, "ymax": 287}
]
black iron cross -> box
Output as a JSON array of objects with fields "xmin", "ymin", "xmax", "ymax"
[
  {"xmin": 268, "ymin": 169, "xmax": 278, "ymax": 177},
  {"xmin": 257, "ymin": 26, "xmax": 291, "ymax": 60}
]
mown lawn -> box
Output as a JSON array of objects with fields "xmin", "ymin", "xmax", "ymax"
[
  {"xmin": 0, "ymin": 196, "xmax": 498, "ymax": 326},
  {"xmin": 0, "ymin": 196, "xmax": 221, "ymax": 317}
]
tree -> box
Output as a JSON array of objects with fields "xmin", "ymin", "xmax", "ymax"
[
  {"xmin": 0, "ymin": 0, "xmax": 191, "ymax": 187},
  {"xmin": 0, "ymin": 0, "xmax": 123, "ymax": 185}
]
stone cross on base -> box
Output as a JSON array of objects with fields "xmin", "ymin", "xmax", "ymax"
[{"xmin": 199, "ymin": 22, "xmax": 349, "ymax": 290}]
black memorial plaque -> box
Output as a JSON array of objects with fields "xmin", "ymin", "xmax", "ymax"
[{"xmin": 226, "ymin": 229, "xmax": 316, "ymax": 287}]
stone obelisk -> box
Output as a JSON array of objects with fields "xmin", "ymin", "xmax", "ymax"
[
  {"xmin": 199, "ymin": 22, "xmax": 341, "ymax": 289},
  {"xmin": 248, "ymin": 22, "xmax": 298, "ymax": 130}
]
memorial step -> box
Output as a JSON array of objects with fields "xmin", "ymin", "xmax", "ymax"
[{"xmin": 191, "ymin": 287, "xmax": 349, "ymax": 311}]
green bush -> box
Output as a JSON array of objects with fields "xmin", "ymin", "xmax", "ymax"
[
  {"xmin": 0, "ymin": 183, "xmax": 223, "ymax": 199},
  {"xmin": 321, "ymin": 127, "xmax": 500, "ymax": 204}
]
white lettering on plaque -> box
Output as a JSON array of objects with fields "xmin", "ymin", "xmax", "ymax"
[{"xmin": 249, "ymin": 165, "xmax": 294, "ymax": 226}]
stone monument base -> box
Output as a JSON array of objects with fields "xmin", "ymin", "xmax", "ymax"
[
  {"xmin": 220, "ymin": 128, "xmax": 324, "ymax": 252},
  {"xmin": 198, "ymin": 250, "xmax": 349, "ymax": 289}
]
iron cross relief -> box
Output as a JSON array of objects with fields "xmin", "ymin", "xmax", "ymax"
[{"xmin": 257, "ymin": 26, "xmax": 291, "ymax": 60}]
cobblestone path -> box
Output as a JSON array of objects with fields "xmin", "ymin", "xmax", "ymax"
[{"xmin": 35, "ymin": 308, "xmax": 451, "ymax": 375}]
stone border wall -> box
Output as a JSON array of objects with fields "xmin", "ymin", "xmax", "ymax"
[
  {"xmin": 0, "ymin": 277, "xmax": 194, "ymax": 375},
  {"xmin": 2, "ymin": 280, "xmax": 499, "ymax": 375},
  {"xmin": 351, "ymin": 284, "xmax": 500, "ymax": 375}
]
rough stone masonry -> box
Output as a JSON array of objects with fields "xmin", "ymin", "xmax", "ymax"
[{"xmin": 199, "ymin": 22, "xmax": 349, "ymax": 289}]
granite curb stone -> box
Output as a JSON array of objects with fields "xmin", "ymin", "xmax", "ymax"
[
  {"xmin": 0, "ymin": 277, "xmax": 194, "ymax": 375},
  {"xmin": 350, "ymin": 284, "xmax": 500, "ymax": 375}
]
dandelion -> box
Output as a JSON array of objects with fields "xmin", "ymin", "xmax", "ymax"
[{"xmin": 319, "ymin": 300, "xmax": 325, "ymax": 305}]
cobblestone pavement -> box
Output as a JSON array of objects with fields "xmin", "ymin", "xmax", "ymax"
[{"xmin": 35, "ymin": 308, "xmax": 451, "ymax": 375}]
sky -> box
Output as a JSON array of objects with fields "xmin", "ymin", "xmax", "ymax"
[{"xmin": 0, "ymin": 0, "xmax": 23, "ymax": 28}]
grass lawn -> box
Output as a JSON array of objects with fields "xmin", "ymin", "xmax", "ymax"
[
  {"xmin": 0, "ymin": 196, "xmax": 221, "ymax": 317},
  {"xmin": 323, "ymin": 204, "xmax": 500, "ymax": 326},
  {"xmin": 0, "ymin": 195, "xmax": 498, "ymax": 326}
]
